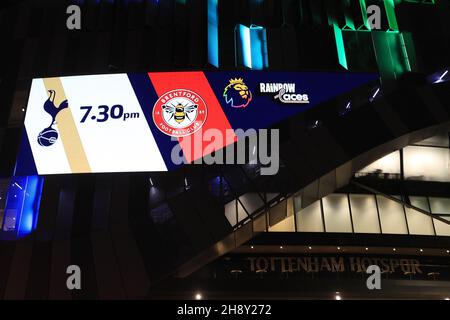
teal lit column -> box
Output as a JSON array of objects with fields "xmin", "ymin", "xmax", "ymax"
[
  {"xmin": 208, "ymin": 0, "xmax": 219, "ymax": 67},
  {"xmin": 235, "ymin": 24, "xmax": 269, "ymax": 70},
  {"xmin": 333, "ymin": 23, "xmax": 348, "ymax": 70}
]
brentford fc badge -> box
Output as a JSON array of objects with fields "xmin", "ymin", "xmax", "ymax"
[{"xmin": 153, "ymin": 89, "xmax": 207, "ymax": 138}]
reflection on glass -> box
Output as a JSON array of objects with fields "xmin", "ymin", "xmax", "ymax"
[
  {"xmin": 429, "ymin": 197, "xmax": 450, "ymax": 214},
  {"xmin": 409, "ymin": 196, "xmax": 430, "ymax": 212}
]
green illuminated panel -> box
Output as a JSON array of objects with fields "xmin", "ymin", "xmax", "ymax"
[
  {"xmin": 383, "ymin": 0, "xmax": 399, "ymax": 32},
  {"xmin": 333, "ymin": 23, "xmax": 348, "ymax": 69},
  {"xmin": 372, "ymin": 31, "xmax": 411, "ymax": 85}
]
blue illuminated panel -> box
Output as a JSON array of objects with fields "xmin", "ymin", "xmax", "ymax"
[{"xmin": 1, "ymin": 176, "xmax": 44, "ymax": 239}]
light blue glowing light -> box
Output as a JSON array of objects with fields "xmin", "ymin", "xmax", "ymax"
[
  {"xmin": 249, "ymin": 24, "xmax": 268, "ymax": 70},
  {"xmin": 236, "ymin": 24, "xmax": 252, "ymax": 69},
  {"xmin": 208, "ymin": 0, "xmax": 219, "ymax": 67},
  {"xmin": 235, "ymin": 24, "xmax": 268, "ymax": 70}
]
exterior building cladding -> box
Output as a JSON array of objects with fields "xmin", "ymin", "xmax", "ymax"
[{"xmin": 0, "ymin": 0, "xmax": 449, "ymax": 299}]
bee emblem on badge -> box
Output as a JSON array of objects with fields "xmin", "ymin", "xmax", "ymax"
[
  {"xmin": 162, "ymin": 103, "xmax": 198, "ymax": 125},
  {"xmin": 152, "ymin": 89, "xmax": 208, "ymax": 138}
]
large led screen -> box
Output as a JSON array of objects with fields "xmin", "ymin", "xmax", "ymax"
[{"xmin": 16, "ymin": 71, "xmax": 378, "ymax": 175}]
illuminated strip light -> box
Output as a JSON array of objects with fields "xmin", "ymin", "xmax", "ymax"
[
  {"xmin": 369, "ymin": 87, "xmax": 381, "ymax": 102},
  {"xmin": 207, "ymin": 0, "xmax": 219, "ymax": 67},
  {"xmin": 399, "ymin": 33, "xmax": 412, "ymax": 72},
  {"xmin": 372, "ymin": 87, "xmax": 380, "ymax": 99},
  {"xmin": 435, "ymin": 70, "xmax": 449, "ymax": 83},
  {"xmin": 427, "ymin": 68, "xmax": 449, "ymax": 84},
  {"xmin": 340, "ymin": 101, "xmax": 352, "ymax": 116}
]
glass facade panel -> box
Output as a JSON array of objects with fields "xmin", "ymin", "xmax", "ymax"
[
  {"xmin": 296, "ymin": 200, "xmax": 324, "ymax": 232},
  {"xmin": 349, "ymin": 194, "xmax": 381, "ymax": 234},
  {"xmin": 238, "ymin": 193, "xmax": 264, "ymax": 215},
  {"xmin": 228, "ymin": 134, "xmax": 450, "ymax": 237},
  {"xmin": 269, "ymin": 200, "xmax": 287, "ymax": 227},
  {"xmin": 237, "ymin": 200, "xmax": 248, "ymax": 224},
  {"xmin": 268, "ymin": 215, "xmax": 295, "ymax": 232},
  {"xmin": 404, "ymin": 146, "xmax": 450, "ymax": 182},
  {"xmin": 266, "ymin": 193, "xmax": 279, "ymax": 202},
  {"xmin": 359, "ymin": 151, "xmax": 400, "ymax": 174},
  {"xmin": 433, "ymin": 217, "xmax": 450, "ymax": 236},
  {"xmin": 405, "ymin": 207, "xmax": 435, "ymax": 236},
  {"xmin": 253, "ymin": 213, "xmax": 267, "ymax": 232},
  {"xmin": 414, "ymin": 133, "xmax": 449, "ymax": 148},
  {"xmin": 429, "ymin": 197, "xmax": 450, "ymax": 214},
  {"xmin": 224, "ymin": 200, "xmax": 236, "ymax": 226},
  {"xmin": 225, "ymin": 200, "xmax": 248, "ymax": 226},
  {"xmin": 322, "ymin": 194, "xmax": 352, "ymax": 233},
  {"xmin": 376, "ymin": 195, "xmax": 408, "ymax": 234},
  {"xmin": 409, "ymin": 196, "xmax": 430, "ymax": 212},
  {"xmin": 293, "ymin": 194, "xmax": 302, "ymax": 212}
]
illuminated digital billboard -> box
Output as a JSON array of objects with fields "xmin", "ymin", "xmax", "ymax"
[{"xmin": 16, "ymin": 71, "xmax": 378, "ymax": 176}]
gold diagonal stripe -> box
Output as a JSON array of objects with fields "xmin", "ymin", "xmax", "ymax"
[{"xmin": 43, "ymin": 78, "xmax": 91, "ymax": 173}]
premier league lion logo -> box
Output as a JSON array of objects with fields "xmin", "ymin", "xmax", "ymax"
[{"xmin": 223, "ymin": 78, "xmax": 252, "ymax": 108}]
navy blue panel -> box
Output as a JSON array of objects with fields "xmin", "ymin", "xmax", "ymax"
[
  {"xmin": 14, "ymin": 128, "xmax": 38, "ymax": 176},
  {"xmin": 205, "ymin": 71, "xmax": 379, "ymax": 130}
]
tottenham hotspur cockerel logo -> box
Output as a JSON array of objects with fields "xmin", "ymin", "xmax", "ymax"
[{"xmin": 37, "ymin": 90, "xmax": 68, "ymax": 147}]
